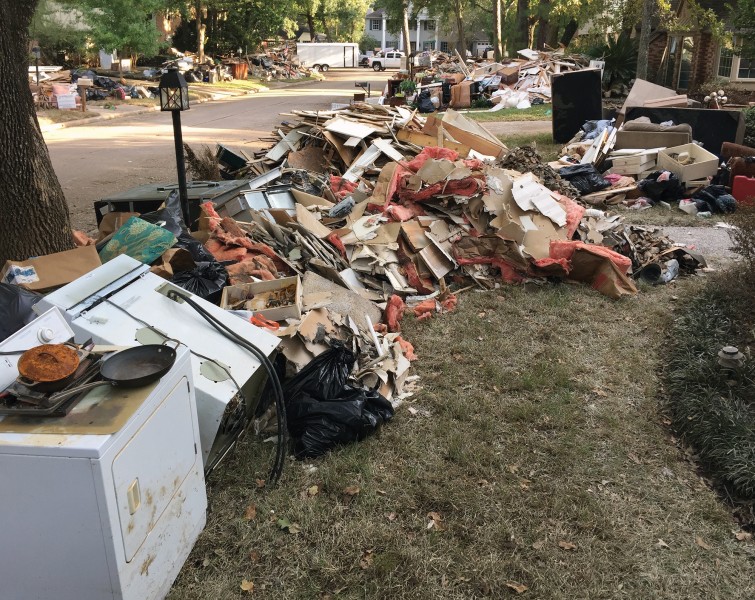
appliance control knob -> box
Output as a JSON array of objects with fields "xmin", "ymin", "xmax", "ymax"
[{"xmin": 38, "ymin": 328, "xmax": 55, "ymax": 343}]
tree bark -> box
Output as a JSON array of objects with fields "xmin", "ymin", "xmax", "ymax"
[
  {"xmin": 454, "ymin": 0, "xmax": 466, "ymax": 57},
  {"xmin": 560, "ymin": 19, "xmax": 578, "ymax": 47},
  {"xmin": 515, "ymin": 0, "xmax": 528, "ymax": 51},
  {"xmin": 535, "ymin": 1, "xmax": 549, "ymax": 50},
  {"xmin": 401, "ymin": 1, "xmax": 411, "ymax": 55},
  {"xmin": 637, "ymin": 0, "xmax": 655, "ymax": 80},
  {"xmin": 493, "ymin": 0, "xmax": 502, "ymax": 61},
  {"xmin": 0, "ymin": 0, "xmax": 73, "ymax": 264},
  {"xmin": 307, "ymin": 9, "xmax": 317, "ymax": 42},
  {"xmin": 195, "ymin": 1, "xmax": 206, "ymax": 62}
]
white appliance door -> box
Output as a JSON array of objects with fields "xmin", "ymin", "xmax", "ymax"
[{"xmin": 111, "ymin": 376, "xmax": 197, "ymax": 561}]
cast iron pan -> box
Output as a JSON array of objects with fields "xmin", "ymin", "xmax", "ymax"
[{"xmin": 48, "ymin": 344, "xmax": 177, "ymax": 403}]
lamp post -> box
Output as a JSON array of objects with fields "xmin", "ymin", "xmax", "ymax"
[
  {"xmin": 158, "ymin": 67, "xmax": 191, "ymax": 229},
  {"xmin": 31, "ymin": 46, "xmax": 41, "ymax": 85}
]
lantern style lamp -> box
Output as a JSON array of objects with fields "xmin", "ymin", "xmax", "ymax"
[{"xmin": 158, "ymin": 67, "xmax": 191, "ymax": 228}]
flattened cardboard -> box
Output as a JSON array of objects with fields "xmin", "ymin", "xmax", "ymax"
[
  {"xmin": 295, "ymin": 203, "xmax": 332, "ymax": 238},
  {"xmin": 417, "ymin": 158, "xmax": 456, "ymax": 184},
  {"xmin": 2, "ymin": 246, "xmax": 102, "ymax": 292}
]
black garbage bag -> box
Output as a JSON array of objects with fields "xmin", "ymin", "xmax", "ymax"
[
  {"xmin": 692, "ymin": 185, "xmax": 737, "ymax": 214},
  {"xmin": 170, "ymin": 261, "xmax": 228, "ymax": 304},
  {"xmin": 94, "ymin": 76, "xmax": 117, "ymax": 89},
  {"xmin": 71, "ymin": 69, "xmax": 97, "ymax": 83},
  {"xmin": 283, "ymin": 344, "xmax": 395, "ymax": 458},
  {"xmin": 417, "ymin": 89, "xmax": 436, "ymax": 113},
  {"xmin": 86, "ymin": 88, "xmax": 108, "ymax": 101},
  {"xmin": 637, "ymin": 170, "xmax": 685, "ymax": 203},
  {"xmin": 0, "ymin": 284, "xmax": 42, "ymax": 342},
  {"xmin": 558, "ymin": 163, "xmax": 611, "ymax": 195}
]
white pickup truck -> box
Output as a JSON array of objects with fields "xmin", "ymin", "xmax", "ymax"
[{"xmin": 368, "ymin": 51, "xmax": 406, "ymax": 71}]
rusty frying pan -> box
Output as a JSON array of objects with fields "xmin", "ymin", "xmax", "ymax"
[
  {"xmin": 17, "ymin": 344, "xmax": 81, "ymax": 392},
  {"xmin": 48, "ymin": 344, "xmax": 178, "ymax": 403}
]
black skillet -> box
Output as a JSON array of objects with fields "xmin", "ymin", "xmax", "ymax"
[{"xmin": 47, "ymin": 344, "xmax": 177, "ymax": 403}]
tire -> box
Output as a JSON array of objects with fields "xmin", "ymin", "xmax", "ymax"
[
  {"xmin": 321, "ymin": 64, "xmax": 329, "ymax": 72},
  {"xmin": 313, "ymin": 64, "xmax": 320, "ymax": 70},
  {"xmin": 372, "ymin": 63, "xmax": 381, "ymax": 72}
]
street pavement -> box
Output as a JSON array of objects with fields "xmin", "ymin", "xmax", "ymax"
[{"xmin": 43, "ymin": 68, "xmax": 387, "ymax": 231}]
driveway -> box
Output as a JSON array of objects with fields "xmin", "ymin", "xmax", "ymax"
[{"xmin": 43, "ymin": 68, "xmax": 387, "ymax": 231}]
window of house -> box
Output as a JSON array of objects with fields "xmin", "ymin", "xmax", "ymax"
[
  {"xmin": 423, "ymin": 41, "xmax": 435, "ymax": 50},
  {"xmin": 370, "ymin": 19, "xmax": 381, "ymax": 31},
  {"xmin": 440, "ymin": 41, "xmax": 449, "ymax": 53},
  {"xmin": 677, "ymin": 36, "xmax": 694, "ymax": 90},
  {"xmin": 718, "ymin": 47, "xmax": 734, "ymax": 78},
  {"xmin": 423, "ymin": 20, "xmax": 435, "ymax": 31},
  {"xmin": 739, "ymin": 57, "xmax": 755, "ymax": 79}
]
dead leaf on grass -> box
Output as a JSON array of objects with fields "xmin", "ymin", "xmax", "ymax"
[
  {"xmin": 531, "ymin": 540, "xmax": 544, "ymax": 550},
  {"xmin": 307, "ymin": 485, "xmax": 320, "ymax": 497},
  {"xmin": 505, "ymin": 581, "xmax": 529, "ymax": 594},
  {"xmin": 558, "ymin": 540, "xmax": 577, "ymax": 551},
  {"xmin": 359, "ymin": 549, "xmax": 374, "ymax": 569},
  {"xmin": 507, "ymin": 464, "xmax": 519, "ymax": 474},
  {"xmin": 343, "ymin": 485, "xmax": 360, "ymax": 496},
  {"xmin": 519, "ymin": 479, "xmax": 531, "ymax": 491},
  {"xmin": 249, "ymin": 550, "xmax": 261, "ymax": 564},
  {"xmin": 386, "ymin": 512, "xmax": 397, "ymax": 522},
  {"xmin": 656, "ymin": 539, "xmax": 670, "ymax": 549},
  {"xmin": 733, "ymin": 530, "xmax": 753, "ymax": 542},
  {"xmin": 277, "ymin": 518, "xmax": 301, "ymax": 534},
  {"xmin": 202, "ymin": 557, "xmax": 210, "ymax": 567},
  {"xmin": 244, "ymin": 504, "xmax": 257, "ymax": 521},
  {"xmin": 695, "ymin": 536, "xmax": 712, "ymax": 550},
  {"xmin": 427, "ymin": 511, "xmax": 445, "ymax": 530},
  {"xmin": 240, "ymin": 579, "xmax": 254, "ymax": 593},
  {"xmin": 627, "ymin": 453, "xmax": 642, "ymax": 464},
  {"xmin": 255, "ymin": 479, "xmax": 266, "ymax": 489},
  {"xmin": 592, "ymin": 388, "xmax": 608, "ymax": 397}
]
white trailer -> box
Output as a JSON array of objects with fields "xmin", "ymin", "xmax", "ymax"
[{"xmin": 296, "ymin": 42, "xmax": 359, "ymax": 71}]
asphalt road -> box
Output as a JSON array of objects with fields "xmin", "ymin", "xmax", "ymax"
[{"xmin": 43, "ymin": 68, "xmax": 388, "ymax": 231}]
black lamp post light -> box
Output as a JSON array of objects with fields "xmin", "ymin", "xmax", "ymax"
[
  {"xmin": 158, "ymin": 67, "xmax": 191, "ymax": 229},
  {"xmin": 31, "ymin": 46, "xmax": 41, "ymax": 85}
]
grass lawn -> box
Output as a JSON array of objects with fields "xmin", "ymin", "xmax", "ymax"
[
  {"xmin": 464, "ymin": 104, "xmax": 552, "ymax": 122},
  {"xmin": 37, "ymin": 109, "xmax": 99, "ymax": 125},
  {"xmin": 168, "ymin": 278, "xmax": 754, "ymax": 600}
]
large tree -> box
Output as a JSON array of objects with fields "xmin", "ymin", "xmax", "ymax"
[{"xmin": 0, "ymin": 0, "xmax": 73, "ymax": 264}]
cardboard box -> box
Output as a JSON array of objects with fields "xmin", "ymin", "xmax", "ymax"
[
  {"xmin": 1, "ymin": 246, "xmax": 102, "ymax": 292},
  {"xmin": 220, "ymin": 275, "xmax": 302, "ymax": 322},
  {"xmin": 657, "ymin": 143, "xmax": 719, "ymax": 184},
  {"xmin": 614, "ymin": 130, "xmax": 691, "ymax": 150}
]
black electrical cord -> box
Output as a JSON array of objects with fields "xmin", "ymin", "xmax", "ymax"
[{"xmin": 166, "ymin": 290, "xmax": 288, "ymax": 484}]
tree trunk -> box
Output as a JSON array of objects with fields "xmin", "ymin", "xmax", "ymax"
[
  {"xmin": 455, "ymin": 0, "xmax": 465, "ymax": 57},
  {"xmin": 560, "ymin": 19, "xmax": 578, "ymax": 47},
  {"xmin": 0, "ymin": 0, "xmax": 73, "ymax": 264},
  {"xmin": 535, "ymin": 1, "xmax": 549, "ymax": 50},
  {"xmin": 493, "ymin": 0, "xmax": 502, "ymax": 61},
  {"xmin": 307, "ymin": 10, "xmax": 317, "ymax": 42},
  {"xmin": 195, "ymin": 1, "xmax": 205, "ymax": 62},
  {"xmin": 637, "ymin": 0, "xmax": 655, "ymax": 80},
  {"xmin": 515, "ymin": 0, "xmax": 528, "ymax": 51},
  {"xmin": 401, "ymin": 1, "xmax": 411, "ymax": 55}
]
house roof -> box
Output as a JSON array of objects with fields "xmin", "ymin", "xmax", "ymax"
[{"xmin": 366, "ymin": 9, "xmax": 385, "ymax": 19}]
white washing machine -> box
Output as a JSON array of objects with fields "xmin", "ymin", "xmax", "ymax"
[
  {"xmin": 0, "ymin": 345, "xmax": 206, "ymax": 600},
  {"xmin": 35, "ymin": 255, "xmax": 280, "ymax": 469}
]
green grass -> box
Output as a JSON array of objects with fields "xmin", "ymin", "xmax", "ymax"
[
  {"xmin": 168, "ymin": 279, "xmax": 755, "ymax": 600},
  {"xmin": 464, "ymin": 104, "xmax": 552, "ymax": 122},
  {"xmin": 37, "ymin": 109, "xmax": 99, "ymax": 124}
]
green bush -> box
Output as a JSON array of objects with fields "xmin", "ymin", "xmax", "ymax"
[
  {"xmin": 586, "ymin": 34, "xmax": 638, "ymax": 91},
  {"xmin": 663, "ymin": 208, "xmax": 755, "ymax": 500},
  {"xmin": 744, "ymin": 106, "xmax": 755, "ymax": 148}
]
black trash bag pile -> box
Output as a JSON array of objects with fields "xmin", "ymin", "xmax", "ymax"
[
  {"xmin": 283, "ymin": 343, "xmax": 394, "ymax": 458},
  {"xmin": 637, "ymin": 170, "xmax": 685, "ymax": 203},
  {"xmin": 140, "ymin": 190, "xmax": 229, "ymax": 302},
  {"xmin": 416, "ymin": 89, "xmax": 436, "ymax": 113},
  {"xmin": 171, "ymin": 262, "xmax": 228, "ymax": 304},
  {"xmin": 0, "ymin": 284, "xmax": 41, "ymax": 342},
  {"xmin": 692, "ymin": 185, "xmax": 738, "ymax": 214},
  {"xmin": 558, "ymin": 163, "xmax": 611, "ymax": 195}
]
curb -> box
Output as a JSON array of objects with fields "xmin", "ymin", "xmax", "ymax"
[{"xmin": 39, "ymin": 77, "xmax": 324, "ymax": 133}]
